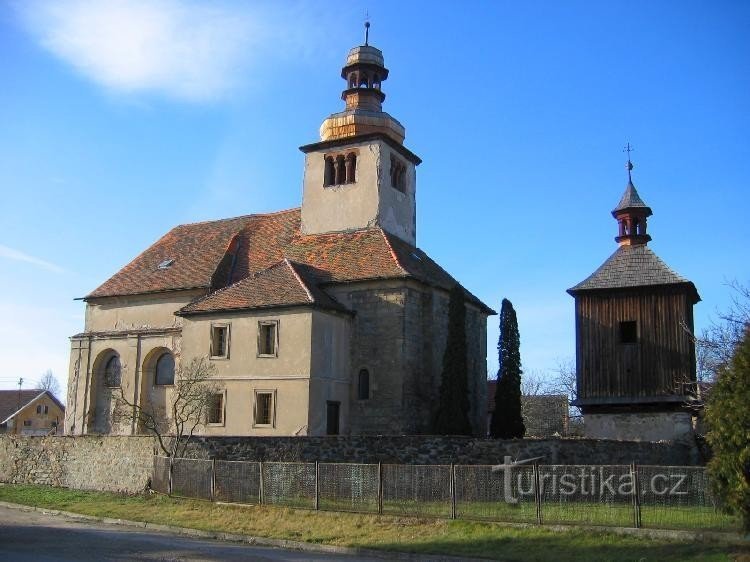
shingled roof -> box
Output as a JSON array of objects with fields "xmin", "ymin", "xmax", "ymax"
[
  {"xmin": 567, "ymin": 244, "xmax": 700, "ymax": 301},
  {"xmin": 613, "ymin": 181, "xmax": 651, "ymax": 214},
  {"xmin": 86, "ymin": 208, "xmax": 493, "ymax": 314}
]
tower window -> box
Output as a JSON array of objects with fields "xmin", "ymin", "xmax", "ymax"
[
  {"xmin": 324, "ymin": 156, "xmax": 335, "ymax": 186},
  {"xmin": 323, "ymin": 151, "xmax": 358, "ymax": 186},
  {"xmin": 390, "ymin": 154, "xmax": 406, "ymax": 193},
  {"xmin": 619, "ymin": 321, "xmax": 637, "ymax": 344}
]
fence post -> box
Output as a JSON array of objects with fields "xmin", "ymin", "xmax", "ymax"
[
  {"xmin": 211, "ymin": 458, "xmax": 217, "ymax": 502},
  {"xmin": 631, "ymin": 462, "xmax": 641, "ymax": 528},
  {"xmin": 314, "ymin": 461, "xmax": 320, "ymax": 511},
  {"xmin": 450, "ymin": 463, "xmax": 456, "ymax": 520},
  {"xmin": 534, "ymin": 462, "xmax": 542, "ymax": 525},
  {"xmin": 259, "ymin": 461, "xmax": 264, "ymax": 505},
  {"xmin": 377, "ymin": 462, "xmax": 383, "ymax": 515},
  {"xmin": 168, "ymin": 456, "xmax": 174, "ymax": 496}
]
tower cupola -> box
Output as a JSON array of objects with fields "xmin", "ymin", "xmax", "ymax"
[
  {"xmin": 319, "ymin": 23, "xmax": 405, "ymax": 144},
  {"xmin": 612, "ymin": 152, "xmax": 652, "ymax": 246}
]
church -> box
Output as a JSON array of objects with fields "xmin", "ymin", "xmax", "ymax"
[{"xmin": 65, "ymin": 34, "xmax": 493, "ymax": 438}]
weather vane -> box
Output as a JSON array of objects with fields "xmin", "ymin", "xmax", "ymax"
[
  {"xmin": 364, "ymin": 11, "xmax": 370, "ymax": 46},
  {"xmin": 623, "ymin": 142, "xmax": 634, "ymax": 182}
]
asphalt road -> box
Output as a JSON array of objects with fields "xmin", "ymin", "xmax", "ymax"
[{"xmin": 0, "ymin": 505, "xmax": 385, "ymax": 561}]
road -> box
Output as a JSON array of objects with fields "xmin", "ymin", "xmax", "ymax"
[{"xmin": 0, "ymin": 505, "xmax": 386, "ymax": 561}]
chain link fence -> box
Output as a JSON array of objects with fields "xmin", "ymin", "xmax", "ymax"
[{"xmin": 152, "ymin": 456, "xmax": 740, "ymax": 532}]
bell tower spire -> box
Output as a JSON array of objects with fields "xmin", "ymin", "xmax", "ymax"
[
  {"xmin": 300, "ymin": 30, "xmax": 421, "ymax": 245},
  {"xmin": 612, "ymin": 144, "xmax": 652, "ymax": 246},
  {"xmin": 318, "ymin": 23, "xmax": 406, "ymax": 144}
]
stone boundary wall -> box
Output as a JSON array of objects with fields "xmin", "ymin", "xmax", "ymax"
[
  {"xmin": 0, "ymin": 435, "xmax": 701, "ymax": 496},
  {"xmin": 0, "ymin": 436, "xmax": 154, "ymax": 493},
  {"xmin": 177, "ymin": 435, "xmax": 702, "ymax": 466}
]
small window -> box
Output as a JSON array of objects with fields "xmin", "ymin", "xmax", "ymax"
[
  {"xmin": 104, "ymin": 355, "xmax": 122, "ymax": 387},
  {"xmin": 358, "ymin": 369, "xmax": 370, "ymax": 400},
  {"xmin": 258, "ymin": 321, "xmax": 278, "ymax": 357},
  {"xmin": 326, "ymin": 401, "xmax": 340, "ymax": 435},
  {"xmin": 207, "ymin": 393, "xmax": 224, "ymax": 425},
  {"xmin": 36, "ymin": 405, "xmax": 42, "ymax": 414},
  {"xmin": 390, "ymin": 155, "xmax": 406, "ymax": 193},
  {"xmin": 44, "ymin": 405, "xmax": 49, "ymax": 414},
  {"xmin": 157, "ymin": 259, "xmax": 174, "ymax": 270},
  {"xmin": 211, "ymin": 324, "xmax": 230, "ymax": 358},
  {"xmin": 254, "ymin": 391, "xmax": 275, "ymax": 427},
  {"xmin": 619, "ymin": 321, "xmax": 637, "ymax": 344},
  {"xmin": 23, "ymin": 420, "xmax": 32, "ymax": 427},
  {"xmin": 155, "ymin": 352, "xmax": 175, "ymax": 385}
]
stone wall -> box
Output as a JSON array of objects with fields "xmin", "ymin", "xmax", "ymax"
[
  {"xmin": 177, "ymin": 435, "xmax": 701, "ymax": 466},
  {"xmin": 0, "ymin": 435, "xmax": 154, "ymax": 493}
]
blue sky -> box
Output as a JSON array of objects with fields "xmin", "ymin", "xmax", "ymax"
[{"xmin": 0, "ymin": 1, "xmax": 748, "ymax": 396}]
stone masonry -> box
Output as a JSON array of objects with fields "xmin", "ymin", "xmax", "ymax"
[
  {"xmin": 0, "ymin": 435, "xmax": 154, "ymax": 493},
  {"xmin": 178, "ymin": 435, "xmax": 701, "ymax": 466}
]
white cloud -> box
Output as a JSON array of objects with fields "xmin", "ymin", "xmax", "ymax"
[
  {"xmin": 0, "ymin": 244, "xmax": 65, "ymax": 273},
  {"xmin": 15, "ymin": 0, "xmax": 326, "ymax": 102}
]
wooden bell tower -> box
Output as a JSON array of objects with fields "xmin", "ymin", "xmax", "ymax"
[{"xmin": 567, "ymin": 150, "xmax": 701, "ymax": 442}]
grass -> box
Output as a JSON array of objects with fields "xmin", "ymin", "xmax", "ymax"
[
  {"xmin": 1, "ymin": 484, "xmax": 747, "ymax": 562},
  {"xmin": 256, "ymin": 494, "xmax": 739, "ymax": 532}
]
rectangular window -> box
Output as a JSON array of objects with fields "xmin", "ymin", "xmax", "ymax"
[
  {"xmin": 207, "ymin": 393, "xmax": 224, "ymax": 425},
  {"xmin": 326, "ymin": 401, "xmax": 340, "ymax": 435},
  {"xmin": 258, "ymin": 321, "xmax": 278, "ymax": 357},
  {"xmin": 36, "ymin": 405, "xmax": 41, "ymax": 414},
  {"xmin": 619, "ymin": 321, "xmax": 637, "ymax": 344},
  {"xmin": 254, "ymin": 391, "xmax": 275, "ymax": 427},
  {"xmin": 23, "ymin": 420, "xmax": 32, "ymax": 427},
  {"xmin": 210, "ymin": 324, "xmax": 230, "ymax": 358},
  {"xmin": 44, "ymin": 405, "xmax": 49, "ymax": 414}
]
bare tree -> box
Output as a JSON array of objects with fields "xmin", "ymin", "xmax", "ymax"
[
  {"xmin": 36, "ymin": 370, "xmax": 61, "ymax": 399},
  {"xmin": 548, "ymin": 358, "xmax": 581, "ymax": 417},
  {"xmin": 521, "ymin": 369, "xmax": 549, "ymax": 396},
  {"xmin": 683, "ymin": 280, "xmax": 750, "ymax": 387},
  {"xmin": 112, "ymin": 357, "xmax": 218, "ymax": 457}
]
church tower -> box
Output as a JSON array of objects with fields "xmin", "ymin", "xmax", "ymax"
[
  {"xmin": 300, "ymin": 24, "xmax": 421, "ymax": 245},
  {"xmin": 567, "ymin": 150, "xmax": 701, "ymax": 443}
]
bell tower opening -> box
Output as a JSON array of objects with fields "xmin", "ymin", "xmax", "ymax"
[{"xmin": 612, "ymin": 154, "xmax": 652, "ymax": 247}]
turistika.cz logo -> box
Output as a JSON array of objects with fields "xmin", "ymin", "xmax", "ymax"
[{"xmin": 492, "ymin": 457, "xmax": 689, "ymax": 504}]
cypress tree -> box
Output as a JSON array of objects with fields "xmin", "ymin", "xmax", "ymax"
[
  {"xmin": 434, "ymin": 284, "xmax": 473, "ymax": 435},
  {"xmin": 490, "ymin": 298, "xmax": 525, "ymax": 438},
  {"xmin": 705, "ymin": 326, "xmax": 750, "ymax": 532}
]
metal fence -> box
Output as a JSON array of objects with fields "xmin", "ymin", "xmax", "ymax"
[{"xmin": 152, "ymin": 456, "xmax": 739, "ymax": 532}]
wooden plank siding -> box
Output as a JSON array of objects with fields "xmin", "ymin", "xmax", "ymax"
[{"xmin": 574, "ymin": 286, "xmax": 696, "ymax": 407}]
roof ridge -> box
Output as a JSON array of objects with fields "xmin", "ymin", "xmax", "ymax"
[
  {"xmin": 177, "ymin": 207, "xmax": 301, "ymax": 228},
  {"xmin": 379, "ymin": 229, "xmax": 408, "ymax": 275},
  {"xmin": 284, "ymin": 259, "xmax": 315, "ymax": 303}
]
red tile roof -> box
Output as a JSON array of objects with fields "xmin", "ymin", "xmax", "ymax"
[
  {"xmin": 86, "ymin": 208, "xmax": 493, "ymax": 314},
  {"xmin": 179, "ymin": 260, "xmax": 349, "ymax": 315}
]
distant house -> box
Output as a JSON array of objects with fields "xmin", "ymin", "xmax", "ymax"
[
  {"xmin": 486, "ymin": 381, "xmax": 569, "ymax": 437},
  {"xmin": 0, "ymin": 390, "xmax": 64, "ymax": 435}
]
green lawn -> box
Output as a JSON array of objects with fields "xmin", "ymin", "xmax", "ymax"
[{"xmin": 0, "ymin": 484, "xmax": 746, "ymax": 562}]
